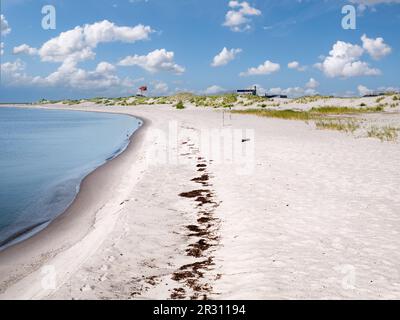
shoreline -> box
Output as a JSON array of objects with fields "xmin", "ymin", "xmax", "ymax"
[
  {"xmin": 0, "ymin": 105, "xmax": 150, "ymax": 299},
  {"xmin": 0, "ymin": 107, "xmax": 144, "ymax": 252}
]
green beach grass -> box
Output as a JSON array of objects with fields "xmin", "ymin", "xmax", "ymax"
[
  {"xmin": 232, "ymin": 105, "xmax": 384, "ymax": 121},
  {"xmin": 315, "ymin": 119, "xmax": 360, "ymax": 133},
  {"xmin": 232, "ymin": 105, "xmax": 393, "ymax": 138},
  {"xmin": 367, "ymin": 126, "xmax": 399, "ymax": 142}
]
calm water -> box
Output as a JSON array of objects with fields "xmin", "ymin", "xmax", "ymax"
[{"xmin": 0, "ymin": 107, "xmax": 141, "ymax": 250}]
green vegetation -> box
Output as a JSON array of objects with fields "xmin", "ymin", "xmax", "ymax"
[
  {"xmin": 175, "ymin": 101, "xmax": 185, "ymax": 109},
  {"xmin": 222, "ymin": 94, "xmax": 238, "ymax": 105},
  {"xmin": 233, "ymin": 105, "xmax": 397, "ymax": 141},
  {"xmin": 233, "ymin": 105, "xmax": 385, "ymax": 121},
  {"xmin": 104, "ymin": 100, "xmax": 115, "ymax": 106},
  {"xmin": 62, "ymin": 99, "xmax": 82, "ymax": 105},
  {"xmin": 38, "ymin": 99, "xmax": 49, "ymax": 104},
  {"xmin": 157, "ymin": 98, "xmax": 169, "ymax": 104},
  {"xmin": 233, "ymin": 109, "xmax": 313, "ymax": 120},
  {"xmin": 367, "ymin": 126, "xmax": 399, "ymax": 142},
  {"xmin": 384, "ymin": 91, "xmax": 398, "ymax": 96},
  {"xmin": 88, "ymin": 97, "xmax": 103, "ymax": 102},
  {"xmin": 293, "ymin": 95, "xmax": 334, "ymax": 104},
  {"xmin": 376, "ymin": 96, "xmax": 385, "ymax": 103},
  {"xmin": 309, "ymin": 105, "xmax": 384, "ymax": 114},
  {"xmin": 171, "ymin": 92, "xmax": 195, "ymax": 101},
  {"xmin": 241, "ymin": 94, "xmax": 267, "ymax": 103},
  {"xmin": 315, "ymin": 119, "xmax": 360, "ymax": 133},
  {"xmin": 38, "ymin": 98, "xmax": 60, "ymax": 104},
  {"xmin": 188, "ymin": 94, "xmax": 242, "ymax": 108},
  {"xmin": 132, "ymin": 97, "xmax": 150, "ymax": 105},
  {"xmin": 36, "ymin": 92, "xmax": 275, "ymax": 109}
]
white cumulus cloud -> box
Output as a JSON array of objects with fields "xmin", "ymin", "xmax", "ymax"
[
  {"xmin": 361, "ymin": 34, "xmax": 392, "ymax": 60},
  {"xmin": 223, "ymin": 1, "xmax": 261, "ymax": 32},
  {"xmin": 19, "ymin": 20, "xmax": 153, "ymax": 65},
  {"xmin": 95, "ymin": 61, "xmax": 116, "ymax": 73},
  {"xmin": 1, "ymin": 15, "xmax": 11, "ymax": 36},
  {"xmin": 240, "ymin": 60, "xmax": 280, "ymax": 76},
  {"xmin": 211, "ymin": 47, "xmax": 242, "ymax": 67},
  {"xmin": 357, "ymin": 84, "xmax": 399, "ymax": 96},
  {"xmin": 1, "ymin": 59, "xmax": 25, "ymax": 74},
  {"xmin": 1, "ymin": 59, "xmax": 140, "ymax": 95},
  {"xmin": 0, "ymin": 59, "xmax": 34, "ymax": 86},
  {"xmin": 1, "ymin": 20, "xmax": 155, "ymax": 94},
  {"xmin": 1, "ymin": 15, "xmax": 11, "ymax": 56},
  {"xmin": 306, "ymin": 78, "xmax": 320, "ymax": 89},
  {"xmin": 288, "ymin": 61, "xmax": 307, "ymax": 72},
  {"xmin": 204, "ymin": 85, "xmax": 225, "ymax": 94},
  {"xmin": 13, "ymin": 44, "xmax": 38, "ymax": 55},
  {"xmin": 254, "ymin": 77, "xmax": 320, "ymax": 98},
  {"xmin": 274, "ymin": 87, "xmax": 305, "ymax": 96},
  {"xmin": 118, "ymin": 49, "xmax": 185, "ymax": 74},
  {"xmin": 265, "ymin": 86, "xmax": 317, "ymax": 98},
  {"xmin": 315, "ymin": 40, "xmax": 381, "ymax": 78},
  {"xmin": 357, "ymin": 85, "xmax": 373, "ymax": 96},
  {"xmin": 151, "ymin": 81, "xmax": 169, "ymax": 94}
]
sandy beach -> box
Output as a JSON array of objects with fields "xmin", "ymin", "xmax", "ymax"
[{"xmin": 1, "ymin": 101, "xmax": 400, "ymax": 300}]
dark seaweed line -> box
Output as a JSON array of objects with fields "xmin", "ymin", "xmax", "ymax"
[{"xmin": 171, "ymin": 137, "xmax": 222, "ymax": 300}]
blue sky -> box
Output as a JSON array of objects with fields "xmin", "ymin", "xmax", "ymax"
[{"xmin": 0, "ymin": 0, "xmax": 399, "ymax": 102}]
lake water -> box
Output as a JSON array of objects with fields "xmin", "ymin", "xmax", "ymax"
[{"xmin": 0, "ymin": 107, "xmax": 141, "ymax": 250}]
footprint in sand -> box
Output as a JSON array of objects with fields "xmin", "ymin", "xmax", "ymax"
[
  {"xmin": 99, "ymin": 274, "xmax": 108, "ymax": 282},
  {"xmin": 101, "ymin": 264, "xmax": 109, "ymax": 271},
  {"xmin": 80, "ymin": 284, "xmax": 94, "ymax": 292}
]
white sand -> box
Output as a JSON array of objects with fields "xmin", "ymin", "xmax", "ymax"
[{"xmin": 1, "ymin": 102, "xmax": 400, "ymax": 300}]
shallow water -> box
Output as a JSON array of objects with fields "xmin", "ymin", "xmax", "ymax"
[{"xmin": 0, "ymin": 107, "xmax": 141, "ymax": 250}]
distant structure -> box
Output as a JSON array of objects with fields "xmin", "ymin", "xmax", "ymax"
[
  {"xmin": 137, "ymin": 85, "xmax": 148, "ymax": 97},
  {"xmin": 363, "ymin": 90, "xmax": 400, "ymax": 98},
  {"xmin": 236, "ymin": 86, "xmax": 288, "ymax": 98},
  {"xmin": 265, "ymin": 94, "xmax": 288, "ymax": 99},
  {"xmin": 237, "ymin": 86, "xmax": 257, "ymax": 96},
  {"xmin": 363, "ymin": 92, "xmax": 387, "ymax": 98}
]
